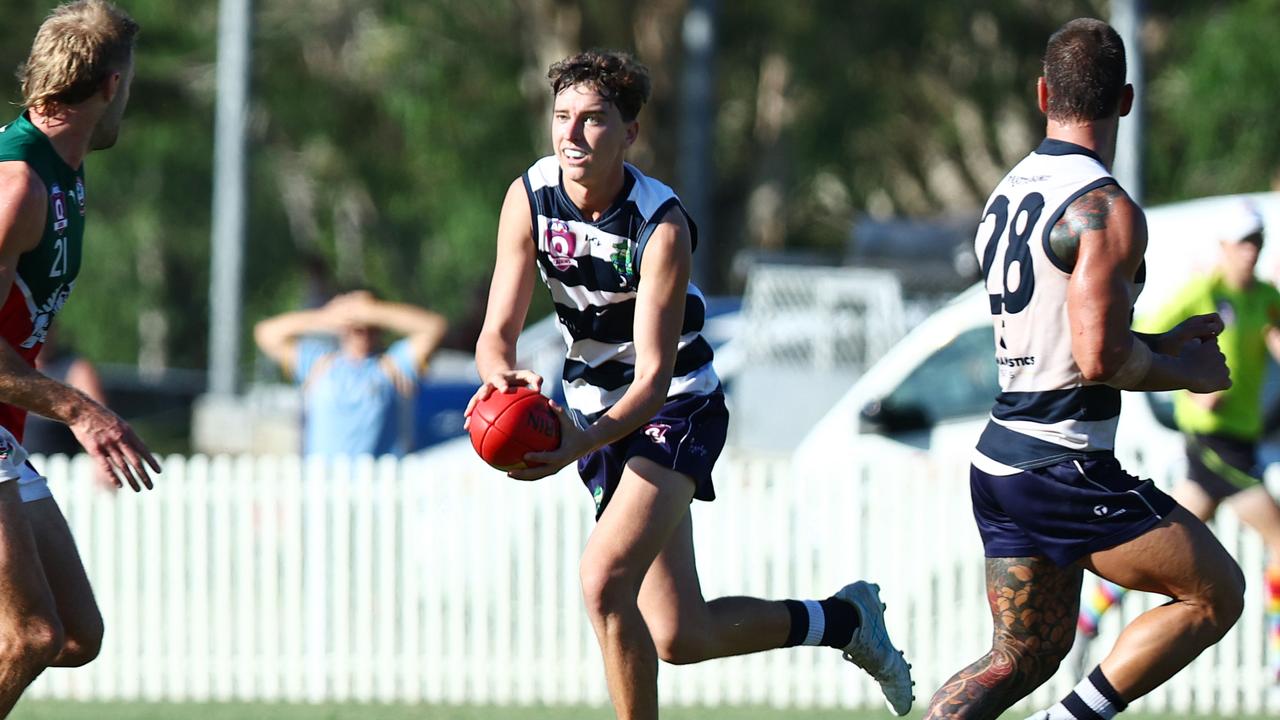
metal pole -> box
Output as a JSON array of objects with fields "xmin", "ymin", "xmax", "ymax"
[
  {"xmin": 208, "ymin": 0, "xmax": 251, "ymax": 395},
  {"xmin": 1112, "ymin": 0, "xmax": 1144, "ymax": 204},
  {"xmin": 679, "ymin": 0, "xmax": 717, "ymax": 290}
]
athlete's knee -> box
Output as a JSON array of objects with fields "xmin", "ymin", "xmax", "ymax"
[
  {"xmin": 993, "ymin": 637, "xmax": 1071, "ymax": 689},
  {"xmin": 1207, "ymin": 561, "xmax": 1246, "ymax": 634},
  {"xmin": 1181, "ymin": 559, "xmax": 1245, "ymax": 641},
  {"xmin": 53, "ymin": 612, "xmax": 103, "ymax": 667},
  {"xmin": 579, "ymin": 556, "xmax": 640, "ymax": 621},
  {"xmin": 0, "ymin": 613, "xmax": 65, "ymax": 670}
]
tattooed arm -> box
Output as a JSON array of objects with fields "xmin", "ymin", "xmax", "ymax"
[
  {"xmin": 1047, "ymin": 184, "xmax": 1131, "ymax": 271},
  {"xmin": 1051, "ymin": 191, "xmax": 1164, "ymax": 351},
  {"xmin": 924, "ymin": 557, "xmax": 1083, "ymax": 720},
  {"xmin": 1062, "ymin": 185, "xmax": 1229, "ymax": 393}
]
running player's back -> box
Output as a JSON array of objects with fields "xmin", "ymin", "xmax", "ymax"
[{"xmin": 972, "ymin": 138, "xmax": 1141, "ymax": 475}]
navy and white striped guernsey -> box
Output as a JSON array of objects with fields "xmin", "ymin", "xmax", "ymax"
[
  {"xmin": 522, "ymin": 155, "xmax": 721, "ymax": 420},
  {"xmin": 971, "ymin": 139, "xmax": 1145, "ymax": 476}
]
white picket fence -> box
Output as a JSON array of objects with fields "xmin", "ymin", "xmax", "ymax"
[{"xmin": 19, "ymin": 445, "xmax": 1280, "ymax": 715}]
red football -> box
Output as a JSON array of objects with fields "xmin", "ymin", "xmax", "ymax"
[{"xmin": 468, "ymin": 386, "xmax": 561, "ymax": 473}]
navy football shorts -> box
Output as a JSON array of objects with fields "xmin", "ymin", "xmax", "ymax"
[
  {"xmin": 577, "ymin": 390, "xmax": 728, "ymax": 519},
  {"xmin": 970, "ymin": 455, "xmax": 1178, "ymax": 567},
  {"xmin": 1185, "ymin": 433, "xmax": 1263, "ymax": 501}
]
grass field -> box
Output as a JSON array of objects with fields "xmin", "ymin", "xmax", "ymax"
[{"xmin": 5, "ymin": 702, "xmax": 1262, "ymax": 720}]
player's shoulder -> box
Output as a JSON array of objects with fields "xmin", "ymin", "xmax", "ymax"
[
  {"xmin": 1065, "ymin": 182, "xmax": 1145, "ymax": 238},
  {"xmin": 1047, "ymin": 182, "xmax": 1143, "ymax": 270},
  {"xmin": 640, "ymin": 205, "xmax": 693, "ymax": 267},
  {"xmin": 654, "ymin": 203, "xmax": 690, "ymax": 232},
  {"xmin": 0, "ymin": 161, "xmax": 47, "ymax": 250},
  {"xmin": 522, "ymin": 155, "xmax": 560, "ymax": 191},
  {"xmin": 0, "ymin": 161, "xmax": 47, "ymax": 208},
  {"xmin": 1067, "ymin": 181, "xmax": 1138, "ymax": 216},
  {"xmin": 501, "ymin": 175, "xmax": 533, "ymax": 218},
  {"xmin": 625, "ymin": 162, "xmax": 686, "ymax": 224}
]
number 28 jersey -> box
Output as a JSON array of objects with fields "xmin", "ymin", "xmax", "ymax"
[{"xmin": 972, "ymin": 138, "xmax": 1144, "ymax": 476}]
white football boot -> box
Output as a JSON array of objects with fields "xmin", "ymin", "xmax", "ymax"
[{"xmin": 834, "ymin": 580, "xmax": 914, "ymax": 716}]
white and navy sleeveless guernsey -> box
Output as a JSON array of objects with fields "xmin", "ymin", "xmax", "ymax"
[
  {"xmin": 523, "ymin": 156, "xmax": 720, "ymax": 420},
  {"xmin": 972, "ymin": 138, "xmax": 1145, "ymax": 476}
]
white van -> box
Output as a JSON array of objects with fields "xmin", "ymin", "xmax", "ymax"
[{"xmin": 795, "ymin": 191, "xmax": 1280, "ymax": 476}]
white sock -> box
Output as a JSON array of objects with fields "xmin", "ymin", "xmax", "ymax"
[
  {"xmin": 1044, "ymin": 667, "xmax": 1127, "ymax": 720},
  {"xmin": 800, "ymin": 599, "xmax": 825, "ymax": 646}
]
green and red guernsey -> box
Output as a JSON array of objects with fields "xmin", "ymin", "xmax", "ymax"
[{"xmin": 0, "ymin": 113, "xmax": 85, "ymax": 441}]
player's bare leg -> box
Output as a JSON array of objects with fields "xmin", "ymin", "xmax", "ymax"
[
  {"xmin": 635, "ymin": 502, "xmax": 791, "ymax": 665},
  {"xmin": 1081, "ymin": 506, "xmax": 1243, "ymax": 699},
  {"xmin": 631, "ymin": 461, "xmax": 913, "ymax": 714},
  {"xmin": 580, "ymin": 457, "xmax": 696, "ymax": 720},
  {"xmin": 0, "ymin": 483, "xmax": 66, "ymax": 717},
  {"xmin": 924, "ymin": 557, "xmax": 1081, "ymax": 720},
  {"xmin": 1225, "ymin": 484, "xmax": 1280, "ymax": 556},
  {"xmin": 1170, "ymin": 479, "xmax": 1220, "ymax": 522},
  {"xmin": 1224, "ymin": 484, "xmax": 1280, "ymax": 682},
  {"xmin": 1078, "ymin": 479, "xmax": 1224, "ymax": 641},
  {"xmin": 23, "ymin": 497, "xmax": 102, "ymax": 667}
]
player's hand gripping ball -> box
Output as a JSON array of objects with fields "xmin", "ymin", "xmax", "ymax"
[{"xmin": 468, "ymin": 387, "xmax": 561, "ymax": 474}]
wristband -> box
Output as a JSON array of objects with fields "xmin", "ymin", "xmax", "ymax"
[{"xmin": 1105, "ymin": 338, "xmax": 1152, "ymax": 389}]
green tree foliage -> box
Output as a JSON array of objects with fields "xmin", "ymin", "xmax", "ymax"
[
  {"xmin": 246, "ymin": 1, "xmax": 537, "ymax": 344},
  {"xmin": 711, "ymin": 1, "xmax": 1104, "ymax": 261},
  {"xmin": 0, "ymin": 1, "xmax": 1274, "ymax": 378},
  {"xmin": 1, "ymin": 1, "xmax": 216, "ymax": 370},
  {"xmin": 1146, "ymin": 0, "xmax": 1280, "ymax": 200}
]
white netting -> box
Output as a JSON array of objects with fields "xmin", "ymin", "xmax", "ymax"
[{"xmin": 737, "ymin": 266, "xmax": 907, "ymax": 373}]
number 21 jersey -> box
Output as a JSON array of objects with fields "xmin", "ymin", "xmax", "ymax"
[
  {"xmin": 972, "ymin": 138, "xmax": 1143, "ymax": 476},
  {"xmin": 0, "ymin": 112, "xmax": 85, "ymax": 442}
]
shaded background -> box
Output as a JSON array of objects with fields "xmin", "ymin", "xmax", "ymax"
[{"xmin": 0, "ymin": 0, "xmax": 1277, "ymax": 450}]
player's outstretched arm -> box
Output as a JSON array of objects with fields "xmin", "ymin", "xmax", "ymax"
[
  {"xmin": 466, "ymin": 179, "xmax": 541, "ymax": 425},
  {"xmin": 1065, "ymin": 186, "xmax": 1230, "ymax": 394},
  {"xmin": 0, "ymin": 162, "xmax": 159, "ymax": 491}
]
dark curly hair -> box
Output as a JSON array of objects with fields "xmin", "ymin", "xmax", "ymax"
[
  {"xmin": 1043, "ymin": 18, "xmax": 1127, "ymax": 123},
  {"xmin": 547, "ymin": 50, "xmax": 651, "ymax": 122}
]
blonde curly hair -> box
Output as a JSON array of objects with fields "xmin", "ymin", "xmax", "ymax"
[{"xmin": 19, "ymin": 0, "xmax": 139, "ymax": 112}]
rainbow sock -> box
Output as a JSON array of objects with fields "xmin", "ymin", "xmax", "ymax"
[
  {"xmin": 1078, "ymin": 579, "xmax": 1128, "ymax": 638},
  {"xmin": 1267, "ymin": 564, "xmax": 1280, "ymax": 683}
]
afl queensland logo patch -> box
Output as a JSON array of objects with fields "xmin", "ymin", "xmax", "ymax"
[
  {"xmin": 50, "ymin": 184, "xmax": 68, "ymax": 234},
  {"xmin": 546, "ymin": 220, "xmax": 578, "ymax": 271}
]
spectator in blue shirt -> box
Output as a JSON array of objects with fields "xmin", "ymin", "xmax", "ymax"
[{"xmin": 254, "ymin": 290, "xmax": 447, "ymax": 457}]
